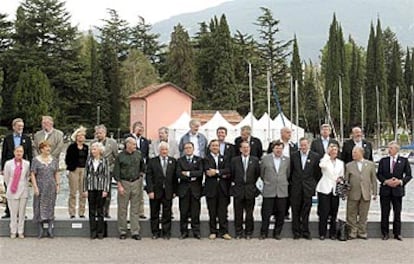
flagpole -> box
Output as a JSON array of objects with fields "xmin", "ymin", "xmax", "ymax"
[
  {"xmin": 295, "ymin": 79, "xmax": 299, "ymax": 143},
  {"xmin": 248, "ymin": 61, "xmax": 254, "ymax": 129},
  {"xmin": 395, "ymin": 86, "xmax": 399, "ymax": 141},
  {"xmin": 339, "ymin": 75, "xmax": 343, "ymax": 146},
  {"xmin": 267, "ymin": 70, "xmax": 271, "ymax": 142}
]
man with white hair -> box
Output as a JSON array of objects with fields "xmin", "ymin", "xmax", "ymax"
[
  {"xmin": 342, "ymin": 126, "xmax": 373, "ymax": 164},
  {"xmin": 146, "ymin": 141, "xmax": 177, "ymax": 240},
  {"xmin": 33, "ymin": 116, "xmax": 64, "ymax": 160},
  {"xmin": 179, "ymin": 119, "xmax": 208, "ymax": 158},
  {"xmin": 113, "ymin": 137, "xmax": 145, "ymax": 240},
  {"xmin": 377, "ymin": 141, "xmax": 412, "ymax": 241}
]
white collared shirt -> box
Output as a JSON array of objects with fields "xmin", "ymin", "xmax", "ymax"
[
  {"xmin": 282, "ymin": 142, "xmax": 290, "ymax": 157},
  {"xmin": 322, "ymin": 137, "xmax": 330, "ymax": 153},
  {"xmin": 356, "ymin": 159, "xmax": 364, "ymax": 172},
  {"xmin": 190, "ymin": 133, "xmax": 199, "ymax": 156},
  {"xmin": 242, "ymin": 155, "xmax": 249, "ymax": 171},
  {"xmin": 212, "ymin": 153, "xmax": 219, "ymax": 168},
  {"xmin": 273, "ymin": 154, "xmax": 281, "ymax": 173},
  {"xmin": 301, "ymin": 151, "xmax": 309, "ymax": 169}
]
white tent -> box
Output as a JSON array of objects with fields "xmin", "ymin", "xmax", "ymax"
[
  {"xmin": 271, "ymin": 113, "xmax": 305, "ymax": 143},
  {"xmin": 234, "ymin": 112, "xmax": 258, "ymax": 129},
  {"xmin": 254, "ymin": 112, "xmax": 274, "ymax": 147},
  {"xmin": 200, "ymin": 111, "xmax": 236, "ymax": 142},
  {"xmin": 168, "ymin": 112, "xmax": 191, "ymax": 142}
]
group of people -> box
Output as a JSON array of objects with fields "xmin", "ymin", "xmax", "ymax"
[{"xmin": 1, "ymin": 117, "xmax": 412, "ymax": 242}]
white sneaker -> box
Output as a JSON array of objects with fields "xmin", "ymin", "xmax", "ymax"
[
  {"xmin": 18, "ymin": 234, "xmax": 25, "ymax": 239},
  {"xmin": 10, "ymin": 234, "xmax": 16, "ymax": 239},
  {"xmin": 208, "ymin": 233, "xmax": 216, "ymax": 240}
]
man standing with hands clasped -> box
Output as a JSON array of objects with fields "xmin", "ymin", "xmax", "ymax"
[{"xmin": 377, "ymin": 141, "xmax": 412, "ymax": 241}]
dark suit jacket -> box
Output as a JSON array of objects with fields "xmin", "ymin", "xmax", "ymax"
[
  {"xmin": 146, "ymin": 156, "xmax": 177, "ymax": 200},
  {"xmin": 234, "ymin": 136, "xmax": 263, "ymax": 159},
  {"xmin": 65, "ymin": 142, "xmax": 89, "ymax": 171},
  {"xmin": 290, "ymin": 150, "xmax": 321, "ymax": 198},
  {"xmin": 230, "ymin": 155, "xmax": 260, "ymax": 199},
  {"xmin": 125, "ymin": 133, "xmax": 150, "ymax": 161},
  {"xmin": 203, "ymin": 153, "xmax": 231, "ymax": 198},
  {"xmin": 377, "ymin": 156, "xmax": 412, "ymax": 197},
  {"xmin": 342, "ymin": 139, "xmax": 373, "ymax": 164},
  {"xmin": 310, "ymin": 137, "xmax": 340, "ymax": 157},
  {"xmin": 176, "ymin": 155, "xmax": 204, "ymax": 199},
  {"xmin": 1, "ymin": 134, "xmax": 33, "ymax": 170}
]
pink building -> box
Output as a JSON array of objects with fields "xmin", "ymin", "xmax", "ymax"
[{"xmin": 129, "ymin": 82, "xmax": 195, "ymax": 140}]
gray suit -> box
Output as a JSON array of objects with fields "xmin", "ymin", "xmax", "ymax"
[
  {"xmin": 33, "ymin": 129, "xmax": 64, "ymax": 160},
  {"xmin": 260, "ymin": 154, "xmax": 290, "ymax": 198},
  {"xmin": 260, "ymin": 153, "xmax": 290, "ymax": 237},
  {"xmin": 345, "ymin": 160, "xmax": 377, "ymax": 238}
]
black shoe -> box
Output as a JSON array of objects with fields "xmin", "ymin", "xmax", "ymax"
[
  {"xmin": 235, "ymin": 235, "xmax": 242, "ymax": 240},
  {"xmin": 259, "ymin": 234, "xmax": 266, "ymax": 240},
  {"xmin": 97, "ymin": 233, "xmax": 104, "ymax": 240},
  {"xmin": 319, "ymin": 236, "xmax": 325, "ymax": 240},
  {"xmin": 139, "ymin": 215, "xmax": 147, "ymax": 219},
  {"xmin": 194, "ymin": 234, "xmax": 201, "ymax": 240},
  {"xmin": 70, "ymin": 215, "xmax": 75, "ymax": 219},
  {"xmin": 329, "ymin": 235, "xmax": 336, "ymax": 240},
  {"xmin": 1, "ymin": 214, "xmax": 10, "ymax": 219},
  {"xmin": 179, "ymin": 233, "xmax": 188, "ymax": 240},
  {"xmin": 152, "ymin": 235, "xmax": 159, "ymax": 240},
  {"xmin": 104, "ymin": 214, "xmax": 111, "ymax": 219},
  {"xmin": 273, "ymin": 234, "xmax": 282, "ymax": 240},
  {"xmin": 303, "ymin": 234, "xmax": 312, "ymax": 240},
  {"xmin": 394, "ymin": 235, "xmax": 403, "ymax": 241},
  {"xmin": 382, "ymin": 234, "xmax": 389, "ymax": 240},
  {"xmin": 245, "ymin": 235, "xmax": 252, "ymax": 240},
  {"xmin": 79, "ymin": 215, "xmax": 85, "ymax": 218},
  {"xmin": 293, "ymin": 234, "xmax": 301, "ymax": 240},
  {"xmin": 163, "ymin": 235, "xmax": 170, "ymax": 240},
  {"xmin": 119, "ymin": 234, "xmax": 127, "ymax": 240},
  {"xmin": 90, "ymin": 232, "xmax": 97, "ymax": 239},
  {"xmin": 132, "ymin": 234, "xmax": 142, "ymax": 240}
]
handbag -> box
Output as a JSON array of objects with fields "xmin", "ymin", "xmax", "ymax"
[
  {"xmin": 335, "ymin": 177, "xmax": 350, "ymax": 200},
  {"xmin": 337, "ymin": 219, "xmax": 348, "ymax": 241}
]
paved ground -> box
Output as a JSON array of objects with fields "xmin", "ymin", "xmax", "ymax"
[{"xmin": 1, "ymin": 237, "xmax": 413, "ymax": 264}]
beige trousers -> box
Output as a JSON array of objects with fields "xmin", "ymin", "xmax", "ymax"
[
  {"xmin": 346, "ymin": 198, "xmax": 371, "ymax": 237},
  {"xmin": 68, "ymin": 167, "xmax": 86, "ymax": 217},
  {"xmin": 8, "ymin": 198, "xmax": 28, "ymax": 234},
  {"xmin": 117, "ymin": 178, "xmax": 143, "ymax": 235}
]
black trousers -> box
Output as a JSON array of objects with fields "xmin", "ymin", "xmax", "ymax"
[
  {"xmin": 291, "ymin": 188, "xmax": 313, "ymax": 236},
  {"xmin": 150, "ymin": 192, "xmax": 172, "ymax": 236},
  {"xmin": 234, "ymin": 196, "xmax": 255, "ymax": 236},
  {"xmin": 179, "ymin": 191, "xmax": 201, "ymax": 235},
  {"xmin": 206, "ymin": 188, "xmax": 230, "ymax": 235},
  {"xmin": 88, "ymin": 190, "xmax": 106, "ymax": 237},
  {"xmin": 261, "ymin": 197, "xmax": 287, "ymax": 236},
  {"xmin": 103, "ymin": 187, "xmax": 111, "ymax": 217},
  {"xmin": 380, "ymin": 195, "xmax": 402, "ymax": 236},
  {"xmin": 317, "ymin": 192, "xmax": 339, "ymax": 237}
]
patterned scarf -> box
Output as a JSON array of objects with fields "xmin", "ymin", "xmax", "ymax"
[{"xmin": 10, "ymin": 158, "xmax": 23, "ymax": 194}]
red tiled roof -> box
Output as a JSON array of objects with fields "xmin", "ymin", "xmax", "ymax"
[
  {"xmin": 129, "ymin": 82, "xmax": 195, "ymax": 99},
  {"xmin": 192, "ymin": 110, "xmax": 243, "ymax": 125}
]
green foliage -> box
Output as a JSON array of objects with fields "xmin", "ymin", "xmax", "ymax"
[{"xmin": 12, "ymin": 67, "xmax": 54, "ymax": 130}]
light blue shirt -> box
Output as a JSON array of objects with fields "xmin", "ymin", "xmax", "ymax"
[
  {"xmin": 13, "ymin": 134, "xmax": 21, "ymax": 148},
  {"xmin": 322, "ymin": 137, "xmax": 330, "ymax": 153}
]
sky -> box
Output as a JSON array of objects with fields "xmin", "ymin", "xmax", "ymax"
[{"xmin": 1, "ymin": 0, "xmax": 231, "ymax": 29}]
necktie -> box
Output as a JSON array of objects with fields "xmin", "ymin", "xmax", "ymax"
[
  {"xmin": 243, "ymin": 158, "xmax": 248, "ymax": 182},
  {"xmin": 187, "ymin": 157, "xmax": 192, "ymax": 164},
  {"xmin": 162, "ymin": 157, "xmax": 167, "ymax": 176},
  {"xmin": 391, "ymin": 158, "xmax": 396, "ymax": 173}
]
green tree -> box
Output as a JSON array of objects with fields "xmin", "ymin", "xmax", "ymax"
[
  {"xmin": 375, "ymin": 19, "xmax": 389, "ymax": 125},
  {"xmin": 256, "ymin": 7, "xmax": 291, "ymax": 116},
  {"xmin": 388, "ymin": 40, "xmax": 405, "ymax": 130},
  {"xmin": 348, "ymin": 38, "xmax": 365, "ymax": 127},
  {"xmin": 98, "ymin": 9, "xmax": 130, "ymax": 129},
  {"xmin": 0, "ymin": 13, "xmax": 13, "ymax": 113},
  {"xmin": 302, "ymin": 61, "xmax": 321, "ymax": 134},
  {"xmin": 164, "ymin": 24, "xmax": 199, "ymax": 98},
  {"xmin": 12, "ymin": 67, "xmax": 54, "ymax": 130},
  {"xmin": 290, "ymin": 35, "xmax": 303, "ymax": 121}
]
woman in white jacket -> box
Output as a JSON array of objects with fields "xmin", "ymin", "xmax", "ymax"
[
  {"xmin": 3, "ymin": 145, "xmax": 31, "ymax": 238},
  {"xmin": 316, "ymin": 143, "xmax": 344, "ymax": 240}
]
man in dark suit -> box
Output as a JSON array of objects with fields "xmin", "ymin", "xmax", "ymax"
[
  {"xmin": 377, "ymin": 141, "xmax": 412, "ymax": 241},
  {"xmin": 203, "ymin": 139, "xmax": 232, "ymax": 240},
  {"xmin": 290, "ymin": 137, "xmax": 321, "ymax": 239},
  {"xmin": 176, "ymin": 142, "xmax": 203, "ymax": 239},
  {"xmin": 342, "ymin": 126, "xmax": 373, "ymax": 164},
  {"xmin": 146, "ymin": 142, "xmax": 177, "ymax": 239},
  {"xmin": 234, "ymin": 125, "xmax": 263, "ymax": 159},
  {"xmin": 230, "ymin": 141, "xmax": 260, "ymax": 239},
  {"xmin": 127, "ymin": 121, "xmax": 150, "ymax": 219},
  {"xmin": 217, "ymin": 126, "xmax": 235, "ymax": 162},
  {"xmin": 310, "ymin": 123, "xmax": 340, "ymax": 157},
  {"xmin": 1, "ymin": 118, "xmax": 33, "ymax": 219}
]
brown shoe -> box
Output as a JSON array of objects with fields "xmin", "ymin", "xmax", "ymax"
[{"xmin": 222, "ymin": 233, "xmax": 232, "ymax": 240}]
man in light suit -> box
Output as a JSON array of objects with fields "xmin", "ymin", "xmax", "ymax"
[
  {"xmin": 377, "ymin": 141, "xmax": 412, "ymax": 241},
  {"xmin": 149, "ymin": 126, "xmax": 179, "ymax": 159},
  {"xmin": 230, "ymin": 141, "xmax": 260, "ymax": 239},
  {"xmin": 260, "ymin": 140, "xmax": 290, "ymax": 240},
  {"xmin": 345, "ymin": 146, "xmax": 377, "ymax": 239},
  {"xmin": 290, "ymin": 137, "xmax": 321, "ymax": 239},
  {"xmin": 310, "ymin": 124, "xmax": 340, "ymax": 157},
  {"xmin": 179, "ymin": 119, "xmax": 208, "ymax": 158},
  {"xmin": 1, "ymin": 118, "xmax": 33, "ymax": 219},
  {"xmin": 342, "ymin": 126, "xmax": 373, "ymax": 164},
  {"xmin": 33, "ymin": 116, "xmax": 64, "ymax": 160},
  {"xmin": 146, "ymin": 142, "xmax": 177, "ymax": 240}
]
